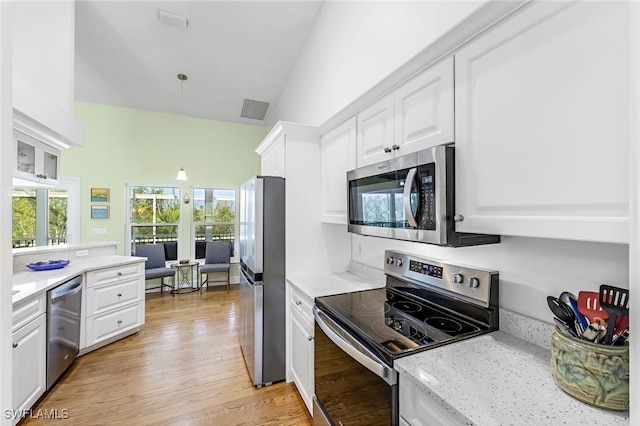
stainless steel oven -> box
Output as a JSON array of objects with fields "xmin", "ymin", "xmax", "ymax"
[
  {"xmin": 347, "ymin": 145, "xmax": 500, "ymax": 247},
  {"xmin": 313, "ymin": 250, "xmax": 499, "ymax": 426}
]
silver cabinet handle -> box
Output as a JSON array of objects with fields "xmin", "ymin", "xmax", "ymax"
[
  {"xmin": 117, "ymin": 320, "xmax": 123, "ymax": 324},
  {"xmin": 295, "ymin": 300, "xmax": 302, "ymax": 305},
  {"xmin": 384, "ymin": 147, "xmax": 392, "ymax": 153},
  {"xmin": 392, "ymin": 144, "xmax": 400, "ymax": 150},
  {"xmin": 117, "ymin": 293, "xmax": 122, "ymax": 297},
  {"xmin": 117, "ymin": 272, "xmax": 123, "ymax": 276},
  {"xmin": 403, "ymin": 167, "xmax": 419, "ymax": 229},
  {"xmin": 308, "ymin": 336, "xmax": 313, "ymax": 341},
  {"xmin": 12, "ymin": 342, "xmax": 18, "ymax": 348}
]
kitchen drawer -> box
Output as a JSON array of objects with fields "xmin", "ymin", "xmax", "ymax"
[
  {"xmin": 289, "ymin": 285, "xmax": 313, "ymax": 322},
  {"xmin": 400, "ymin": 376, "xmax": 464, "ymax": 426},
  {"xmin": 85, "ymin": 302, "xmax": 143, "ymax": 347},
  {"xmin": 12, "ymin": 295, "xmax": 46, "ymax": 333},
  {"xmin": 86, "ymin": 263, "xmax": 143, "ymax": 288},
  {"xmin": 85, "ymin": 277, "xmax": 142, "ymax": 316}
]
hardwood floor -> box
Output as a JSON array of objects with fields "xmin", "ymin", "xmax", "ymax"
[{"xmin": 22, "ymin": 287, "xmax": 312, "ymax": 426}]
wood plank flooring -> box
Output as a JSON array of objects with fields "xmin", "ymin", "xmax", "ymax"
[{"xmin": 21, "ymin": 287, "xmax": 312, "ymax": 426}]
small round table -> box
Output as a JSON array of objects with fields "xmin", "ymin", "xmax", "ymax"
[{"xmin": 170, "ymin": 262, "xmax": 200, "ymax": 294}]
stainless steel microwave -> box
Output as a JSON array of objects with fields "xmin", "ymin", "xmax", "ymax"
[{"xmin": 347, "ymin": 145, "xmax": 500, "ymax": 247}]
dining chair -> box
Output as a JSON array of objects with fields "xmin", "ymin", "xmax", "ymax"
[
  {"xmin": 135, "ymin": 243, "xmax": 176, "ymax": 296},
  {"xmin": 200, "ymin": 241, "xmax": 232, "ymax": 293}
]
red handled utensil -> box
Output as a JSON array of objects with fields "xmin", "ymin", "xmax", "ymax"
[{"xmin": 577, "ymin": 291, "xmax": 608, "ymax": 323}]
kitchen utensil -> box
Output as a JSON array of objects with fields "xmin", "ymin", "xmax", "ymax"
[
  {"xmin": 581, "ymin": 319, "xmax": 606, "ymax": 343},
  {"xmin": 612, "ymin": 329, "xmax": 629, "ymax": 346},
  {"xmin": 554, "ymin": 318, "xmax": 577, "ymax": 338},
  {"xmin": 599, "ymin": 284, "xmax": 630, "ymax": 345},
  {"xmin": 560, "ymin": 291, "xmax": 587, "ymax": 334},
  {"xmin": 547, "ymin": 296, "xmax": 578, "ymax": 335},
  {"xmin": 577, "ymin": 291, "xmax": 608, "ymax": 324}
]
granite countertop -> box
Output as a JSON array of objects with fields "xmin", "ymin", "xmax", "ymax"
[
  {"xmin": 395, "ymin": 331, "xmax": 629, "ymax": 425},
  {"xmin": 287, "ymin": 271, "xmax": 385, "ymax": 299},
  {"xmin": 12, "ymin": 255, "xmax": 146, "ymax": 306}
]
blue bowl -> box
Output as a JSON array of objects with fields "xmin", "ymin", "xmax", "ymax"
[{"xmin": 27, "ymin": 260, "xmax": 70, "ymax": 271}]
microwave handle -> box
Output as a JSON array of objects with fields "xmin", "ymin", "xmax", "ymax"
[{"xmin": 403, "ymin": 167, "xmax": 419, "ymax": 228}]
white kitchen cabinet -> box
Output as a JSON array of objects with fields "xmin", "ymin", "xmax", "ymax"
[
  {"xmin": 400, "ymin": 376, "xmax": 463, "ymax": 426},
  {"xmin": 12, "ymin": 295, "xmax": 47, "ymax": 425},
  {"xmin": 454, "ymin": 1, "xmax": 630, "ymax": 244},
  {"xmin": 14, "ymin": 130, "xmax": 60, "ymax": 185},
  {"xmin": 288, "ymin": 283, "xmax": 314, "ymax": 415},
  {"xmin": 81, "ymin": 262, "xmax": 145, "ymax": 353},
  {"xmin": 356, "ymin": 93, "xmax": 394, "ymax": 167},
  {"xmin": 393, "ymin": 57, "xmax": 454, "ymax": 156},
  {"xmin": 260, "ymin": 133, "xmax": 286, "ymax": 177},
  {"xmin": 356, "ymin": 57, "xmax": 454, "ymax": 167},
  {"xmin": 320, "ymin": 117, "xmax": 356, "ymax": 224}
]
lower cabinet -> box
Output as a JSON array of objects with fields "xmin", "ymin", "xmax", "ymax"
[
  {"xmin": 399, "ymin": 377, "xmax": 463, "ymax": 426},
  {"xmin": 81, "ymin": 261, "xmax": 145, "ymax": 354},
  {"xmin": 12, "ymin": 296, "xmax": 46, "ymax": 426},
  {"xmin": 288, "ymin": 283, "xmax": 314, "ymax": 415}
]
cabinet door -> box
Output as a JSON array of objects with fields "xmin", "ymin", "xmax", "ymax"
[
  {"xmin": 321, "ymin": 117, "xmax": 356, "ymax": 224},
  {"xmin": 12, "ymin": 314, "xmax": 46, "ymax": 422},
  {"xmin": 399, "ymin": 377, "xmax": 464, "ymax": 426},
  {"xmin": 394, "ymin": 56, "xmax": 454, "ymax": 154},
  {"xmin": 14, "ymin": 131, "xmax": 61, "ymax": 185},
  {"xmin": 356, "ymin": 94, "xmax": 394, "ymax": 167},
  {"xmin": 290, "ymin": 308, "xmax": 314, "ymax": 415},
  {"xmin": 261, "ymin": 134, "xmax": 286, "ymax": 177},
  {"xmin": 454, "ymin": 1, "xmax": 630, "ymax": 243}
]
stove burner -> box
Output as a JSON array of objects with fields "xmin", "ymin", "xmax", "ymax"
[
  {"xmin": 391, "ymin": 300, "xmax": 422, "ymax": 314},
  {"xmin": 425, "ymin": 316, "xmax": 463, "ymax": 334}
]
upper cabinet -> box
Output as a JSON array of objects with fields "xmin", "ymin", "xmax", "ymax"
[
  {"xmin": 12, "ymin": 0, "xmax": 83, "ymax": 150},
  {"xmin": 15, "ymin": 131, "xmax": 60, "ymax": 185},
  {"xmin": 260, "ymin": 133, "xmax": 286, "ymax": 178},
  {"xmin": 356, "ymin": 57, "xmax": 454, "ymax": 167},
  {"xmin": 320, "ymin": 117, "xmax": 356, "ymax": 224},
  {"xmin": 454, "ymin": 1, "xmax": 630, "ymax": 244}
]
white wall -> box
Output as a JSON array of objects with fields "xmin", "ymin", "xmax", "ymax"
[
  {"xmin": 272, "ymin": 0, "xmax": 630, "ymax": 325},
  {"xmin": 269, "ymin": 0, "xmax": 485, "ymax": 127}
]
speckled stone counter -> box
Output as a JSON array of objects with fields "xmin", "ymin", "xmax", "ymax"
[
  {"xmin": 287, "ymin": 271, "xmax": 385, "ymax": 299},
  {"xmin": 13, "ymin": 255, "xmax": 146, "ymax": 306},
  {"xmin": 395, "ymin": 331, "xmax": 629, "ymax": 425}
]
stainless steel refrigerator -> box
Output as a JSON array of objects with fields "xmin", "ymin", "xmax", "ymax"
[{"xmin": 239, "ymin": 175, "xmax": 286, "ymax": 387}]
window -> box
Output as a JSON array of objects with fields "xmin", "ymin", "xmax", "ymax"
[
  {"xmin": 128, "ymin": 186, "xmax": 181, "ymax": 259},
  {"xmin": 12, "ymin": 187, "xmax": 68, "ymax": 248},
  {"xmin": 193, "ymin": 188, "xmax": 236, "ymax": 260}
]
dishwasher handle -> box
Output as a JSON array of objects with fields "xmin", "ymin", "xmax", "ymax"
[{"xmin": 50, "ymin": 276, "xmax": 83, "ymax": 302}]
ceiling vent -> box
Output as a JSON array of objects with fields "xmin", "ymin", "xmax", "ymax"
[
  {"xmin": 158, "ymin": 10, "xmax": 189, "ymax": 29},
  {"xmin": 241, "ymin": 98, "xmax": 271, "ymax": 121}
]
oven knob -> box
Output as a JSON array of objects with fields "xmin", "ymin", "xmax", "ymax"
[
  {"xmin": 395, "ymin": 258, "xmax": 403, "ymax": 267},
  {"xmin": 387, "ymin": 256, "xmax": 395, "ymax": 265},
  {"xmin": 468, "ymin": 277, "xmax": 480, "ymax": 288},
  {"xmin": 452, "ymin": 273, "xmax": 464, "ymax": 284}
]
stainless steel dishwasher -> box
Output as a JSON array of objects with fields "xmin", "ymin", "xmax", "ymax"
[{"xmin": 46, "ymin": 275, "xmax": 83, "ymax": 389}]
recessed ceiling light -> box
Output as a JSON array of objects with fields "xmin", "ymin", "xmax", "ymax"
[{"xmin": 158, "ymin": 9, "xmax": 189, "ymax": 29}]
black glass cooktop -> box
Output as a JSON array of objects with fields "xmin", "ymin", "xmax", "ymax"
[{"xmin": 315, "ymin": 287, "xmax": 486, "ymax": 364}]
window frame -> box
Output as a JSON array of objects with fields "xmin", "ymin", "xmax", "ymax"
[
  {"xmin": 125, "ymin": 183, "xmax": 183, "ymax": 257},
  {"xmin": 191, "ymin": 186, "xmax": 238, "ymax": 263}
]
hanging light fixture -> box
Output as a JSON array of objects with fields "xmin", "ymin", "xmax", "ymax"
[{"xmin": 176, "ymin": 167, "xmax": 187, "ymax": 181}]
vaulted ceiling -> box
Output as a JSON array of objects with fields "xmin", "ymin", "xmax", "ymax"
[{"xmin": 74, "ymin": 1, "xmax": 323, "ymax": 125}]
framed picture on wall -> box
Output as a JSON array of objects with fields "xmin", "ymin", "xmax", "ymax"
[
  {"xmin": 90, "ymin": 188, "xmax": 110, "ymax": 202},
  {"xmin": 91, "ymin": 205, "xmax": 109, "ymax": 219}
]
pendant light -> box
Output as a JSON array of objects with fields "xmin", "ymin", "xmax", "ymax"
[{"xmin": 176, "ymin": 167, "xmax": 187, "ymax": 181}]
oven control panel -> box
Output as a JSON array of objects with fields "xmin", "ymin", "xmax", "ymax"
[
  {"xmin": 384, "ymin": 250, "xmax": 498, "ymax": 307},
  {"xmin": 408, "ymin": 260, "xmax": 443, "ymax": 279}
]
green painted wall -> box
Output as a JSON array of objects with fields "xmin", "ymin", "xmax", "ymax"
[{"xmin": 62, "ymin": 102, "xmax": 267, "ymax": 259}]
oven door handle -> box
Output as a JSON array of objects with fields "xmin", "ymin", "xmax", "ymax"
[
  {"xmin": 313, "ymin": 307, "xmax": 397, "ymax": 386},
  {"xmin": 403, "ymin": 167, "xmax": 419, "ymax": 228}
]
